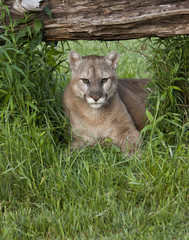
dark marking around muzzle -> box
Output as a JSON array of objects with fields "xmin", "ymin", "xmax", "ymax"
[{"xmin": 89, "ymin": 92, "xmax": 103, "ymax": 102}]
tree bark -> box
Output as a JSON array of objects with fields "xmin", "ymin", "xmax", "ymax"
[{"xmin": 2, "ymin": 0, "xmax": 189, "ymax": 42}]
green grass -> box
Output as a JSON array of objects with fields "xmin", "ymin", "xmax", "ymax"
[{"xmin": 0, "ymin": 8, "xmax": 189, "ymax": 239}]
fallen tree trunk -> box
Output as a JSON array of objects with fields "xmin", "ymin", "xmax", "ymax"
[{"xmin": 2, "ymin": 0, "xmax": 189, "ymax": 42}]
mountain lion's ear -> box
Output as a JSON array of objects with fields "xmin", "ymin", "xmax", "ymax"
[
  {"xmin": 69, "ymin": 50, "xmax": 83, "ymax": 70},
  {"xmin": 104, "ymin": 51, "xmax": 119, "ymax": 70}
]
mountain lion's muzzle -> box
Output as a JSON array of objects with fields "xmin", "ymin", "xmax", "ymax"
[
  {"xmin": 89, "ymin": 91, "xmax": 103, "ymax": 102},
  {"xmin": 85, "ymin": 91, "xmax": 107, "ymax": 109}
]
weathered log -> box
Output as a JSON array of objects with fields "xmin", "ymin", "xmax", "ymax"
[{"xmin": 2, "ymin": 0, "xmax": 189, "ymax": 42}]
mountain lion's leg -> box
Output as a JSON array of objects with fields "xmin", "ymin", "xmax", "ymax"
[
  {"xmin": 70, "ymin": 132, "xmax": 97, "ymax": 150},
  {"xmin": 110, "ymin": 126, "xmax": 141, "ymax": 154}
]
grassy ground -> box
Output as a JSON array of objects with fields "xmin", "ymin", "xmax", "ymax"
[{"xmin": 0, "ymin": 25, "xmax": 189, "ymax": 240}]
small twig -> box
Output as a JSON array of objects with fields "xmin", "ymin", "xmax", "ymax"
[
  {"xmin": 177, "ymin": 104, "xmax": 189, "ymax": 107},
  {"xmin": 118, "ymin": 41, "xmax": 154, "ymax": 66}
]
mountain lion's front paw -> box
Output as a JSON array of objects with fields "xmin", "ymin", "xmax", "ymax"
[
  {"xmin": 70, "ymin": 140, "xmax": 85, "ymax": 151},
  {"xmin": 120, "ymin": 134, "xmax": 141, "ymax": 156}
]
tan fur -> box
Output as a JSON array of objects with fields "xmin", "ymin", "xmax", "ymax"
[{"xmin": 62, "ymin": 51, "xmax": 149, "ymax": 154}]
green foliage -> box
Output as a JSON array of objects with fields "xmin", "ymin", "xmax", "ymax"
[
  {"xmin": 0, "ymin": 3, "xmax": 188, "ymax": 239},
  {"xmin": 144, "ymin": 36, "xmax": 189, "ymax": 146},
  {"xmin": 148, "ymin": 36, "xmax": 189, "ymax": 113},
  {"xmin": 0, "ymin": 4, "xmax": 69, "ymax": 143}
]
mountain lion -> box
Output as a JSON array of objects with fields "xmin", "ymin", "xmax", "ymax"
[{"xmin": 62, "ymin": 50, "xmax": 149, "ymax": 154}]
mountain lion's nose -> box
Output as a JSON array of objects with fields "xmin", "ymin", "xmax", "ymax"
[{"xmin": 89, "ymin": 92, "xmax": 102, "ymax": 102}]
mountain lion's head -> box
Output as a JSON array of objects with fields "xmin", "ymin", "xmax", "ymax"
[{"xmin": 69, "ymin": 50, "xmax": 119, "ymax": 109}]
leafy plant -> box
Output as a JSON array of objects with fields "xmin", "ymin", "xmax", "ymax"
[
  {"xmin": 0, "ymin": 4, "xmax": 69, "ymax": 143},
  {"xmin": 144, "ymin": 36, "xmax": 189, "ymax": 145}
]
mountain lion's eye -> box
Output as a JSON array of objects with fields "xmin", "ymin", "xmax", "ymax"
[
  {"xmin": 81, "ymin": 78, "xmax": 90, "ymax": 84},
  {"xmin": 101, "ymin": 78, "xmax": 109, "ymax": 83}
]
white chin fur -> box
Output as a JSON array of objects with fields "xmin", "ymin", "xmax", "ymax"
[
  {"xmin": 86, "ymin": 97, "xmax": 105, "ymax": 109},
  {"xmin": 86, "ymin": 98, "xmax": 105, "ymax": 104},
  {"xmin": 90, "ymin": 103, "xmax": 103, "ymax": 109}
]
